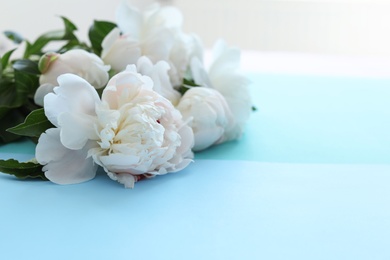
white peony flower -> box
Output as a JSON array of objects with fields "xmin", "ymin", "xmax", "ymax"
[
  {"xmin": 101, "ymin": 27, "xmax": 141, "ymax": 72},
  {"xmin": 36, "ymin": 66, "xmax": 194, "ymax": 188},
  {"xmin": 101, "ymin": 2, "xmax": 202, "ymax": 87},
  {"xmin": 208, "ymin": 40, "xmax": 252, "ymax": 140},
  {"xmin": 34, "ymin": 49, "xmax": 110, "ymax": 106},
  {"xmin": 176, "ymin": 87, "xmax": 234, "ymax": 151},
  {"xmin": 168, "ymin": 32, "xmax": 204, "ymax": 88},
  {"xmin": 135, "ymin": 56, "xmax": 181, "ymax": 105},
  {"xmin": 100, "ymin": 3, "xmax": 177, "ymax": 73},
  {"xmin": 188, "ymin": 40, "xmax": 252, "ymax": 142}
]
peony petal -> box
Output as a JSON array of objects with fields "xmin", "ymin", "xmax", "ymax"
[
  {"xmin": 142, "ymin": 28, "xmax": 174, "ymax": 62},
  {"xmin": 34, "ymin": 83, "xmax": 55, "ymax": 106},
  {"xmin": 58, "ymin": 112, "xmax": 98, "ymax": 150},
  {"xmin": 36, "ymin": 128, "xmax": 98, "ymax": 185},
  {"xmin": 116, "ymin": 1, "xmax": 142, "ymax": 38},
  {"xmin": 177, "ymin": 87, "xmax": 234, "ymax": 151},
  {"xmin": 59, "ymin": 50, "xmax": 110, "ymax": 87},
  {"xmin": 147, "ymin": 6, "xmax": 183, "ymax": 29},
  {"xmin": 210, "ymin": 73, "xmax": 251, "ymax": 141},
  {"xmin": 175, "ymin": 124, "xmax": 194, "ymax": 157},
  {"xmin": 136, "ymin": 56, "xmax": 181, "ymax": 105},
  {"xmin": 190, "ymin": 57, "xmax": 212, "ymax": 88},
  {"xmin": 99, "ymin": 153, "xmax": 140, "ymax": 169},
  {"xmin": 44, "ymin": 74, "xmax": 100, "ymax": 126},
  {"xmin": 36, "ymin": 128, "xmax": 67, "ymax": 164},
  {"xmin": 192, "ymin": 127, "xmax": 224, "ymax": 151},
  {"xmin": 107, "ymin": 171, "xmax": 136, "ymax": 189},
  {"xmin": 101, "ymin": 28, "xmax": 141, "ymax": 72},
  {"xmin": 103, "ymin": 67, "xmax": 153, "ymax": 109},
  {"xmin": 209, "ymin": 40, "xmax": 241, "ymax": 77},
  {"xmin": 101, "ymin": 28, "xmax": 121, "ymax": 59}
]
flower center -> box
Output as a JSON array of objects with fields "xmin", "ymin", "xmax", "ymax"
[
  {"xmin": 96, "ymin": 103, "xmax": 165, "ymax": 156},
  {"xmin": 98, "ymin": 127, "xmax": 116, "ymax": 149}
]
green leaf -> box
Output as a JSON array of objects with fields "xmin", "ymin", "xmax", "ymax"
[
  {"xmin": 178, "ymin": 78, "xmax": 200, "ymax": 95},
  {"xmin": 57, "ymin": 39, "xmax": 90, "ymax": 53},
  {"xmin": 23, "ymin": 16, "xmax": 80, "ymax": 58},
  {"xmin": 1, "ymin": 49, "xmax": 15, "ymax": 72},
  {"xmin": 0, "ymin": 158, "xmax": 47, "ymax": 180},
  {"xmin": 13, "ymin": 59, "xmax": 40, "ymax": 74},
  {"xmin": 61, "ymin": 16, "xmax": 78, "ymax": 35},
  {"xmin": 0, "ymin": 107, "xmax": 9, "ymax": 119},
  {"xmin": 13, "ymin": 59, "xmax": 40, "ymax": 97},
  {"xmin": 183, "ymin": 78, "xmax": 200, "ymax": 87},
  {"xmin": 0, "ymin": 61, "xmax": 39, "ymax": 133},
  {"xmin": 7, "ymin": 108, "xmax": 53, "ymax": 138},
  {"xmin": 89, "ymin": 20, "xmax": 117, "ymax": 55},
  {"xmin": 24, "ymin": 30, "xmax": 63, "ymax": 57},
  {"xmin": 0, "ymin": 77, "xmax": 25, "ymax": 109},
  {"xmin": 0, "ymin": 109, "xmax": 25, "ymax": 143},
  {"xmin": 3, "ymin": 31, "xmax": 24, "ymax": 44}
]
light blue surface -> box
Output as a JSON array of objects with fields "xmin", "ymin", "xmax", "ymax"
[
  {"xmin": 197, "ymin": 74, "xmax": 390, "ymax": 163},
  {"xmin": 1, "ymin": 158, "xmax": 390, "ymax": 260},
  {"xmin": 1, "ymin": 73, "xmax": 390, "ymax": 259}
]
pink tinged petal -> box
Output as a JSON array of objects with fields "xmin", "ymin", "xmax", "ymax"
[
  {"xmin": 57, "ymin": 50, "xmax": 110, "ymax": 88},
  {"xmin": 36, "ymin": 128, "xmax": 98, "ymax": 185},
  {"xmin": 39, "ymin": 59, "xmax": 75, "ymax": 86},
  {"xmin": 44, "ymin": 74, "xmax": 100, "ymax": 126},
  {"xmin": 102, "ymin": 68, "xmax": 153, "ymax": 109}
]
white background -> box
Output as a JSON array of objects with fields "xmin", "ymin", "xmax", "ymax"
[{"xmin": 1, "ymin": 0, "xmax": 390, "ymax": 56}]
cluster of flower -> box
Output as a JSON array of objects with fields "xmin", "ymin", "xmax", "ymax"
[{"xmin": 0, "ymin": 2, "xmax": 252, "ymax": 188}]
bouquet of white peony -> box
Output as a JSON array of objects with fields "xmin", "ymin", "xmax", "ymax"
[{"xmin": 0, "ymin": 2, "xmax": 252, "ymax": 188}]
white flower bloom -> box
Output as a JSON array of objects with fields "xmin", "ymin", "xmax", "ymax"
[
  {"xmin": 208, "ymin": 40, "xmax": 252, "ymax": 140},
  {"xmin": 101, "ymin": 27, "xmax": 141, "ymax": 72},
  {"xmin": 36, "ymin": 128, "xmax": 99, "ymax": 185},
  {"xmin": 176, "ymin": 87, "xmax": 234, "ymax": 151},
  {"xmin": 168, "ymin": 33, "xmax": 204, "ymax": 87},
  {"xmin": 136, "ymin": 56, "xmax": 181, "ymax": 105},
  {"xmin": 36, "ymin": 67, "xmax": 194, "ymax": 188},
  {"xmin": 101, "ymin": 3, "xmax": 177, "ymax": 73},
  {"xmin": 101, "ymin": 2, "xmax": 202, "ymax": 87},
  {"xmin": 34, "ymin": 49, "xmax": 110, "ymax": 106},
  {"xmin": 189, "ymin": 40, "xmax": 252, "ymax": 142}
]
